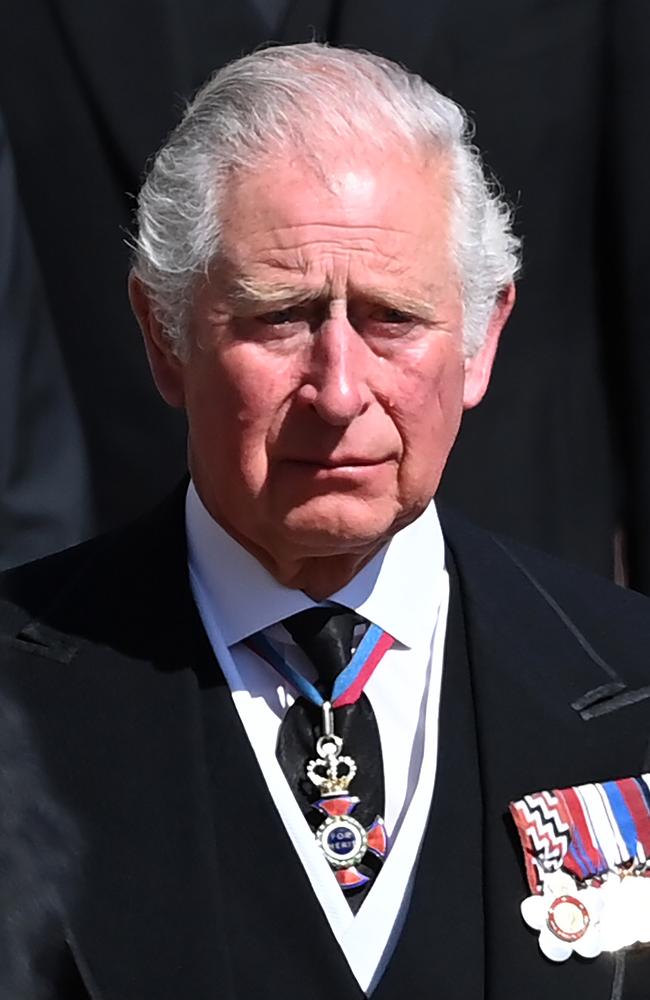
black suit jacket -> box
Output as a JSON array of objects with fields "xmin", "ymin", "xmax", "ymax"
[{"xmin": 1, "ymin": 486, "xmax": 650, "ymax": 998}]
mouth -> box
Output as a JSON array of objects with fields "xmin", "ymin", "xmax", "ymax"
[
  {"xmin": 280, "ymin": 457, "xmax": 396, "ymax": 484},
  {"xmin": 287, "ymin": 456, "xmax": 392, "ymax": 470}
]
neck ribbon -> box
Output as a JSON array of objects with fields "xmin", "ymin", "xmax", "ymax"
[{"xmin": 245, "ymin": 621, "xmax": 395, "ymax": 708}]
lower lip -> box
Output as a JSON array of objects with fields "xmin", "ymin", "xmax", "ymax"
[{"xmin": 285, "ymin": 461, "xmax": 391, "ymax": 479}]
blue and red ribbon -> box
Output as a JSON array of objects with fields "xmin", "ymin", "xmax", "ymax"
[{"xmin": 245, "ymin": 620, "xmax": 395, "ymax": 707}]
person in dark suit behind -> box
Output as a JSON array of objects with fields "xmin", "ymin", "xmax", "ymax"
[
  {"xmin": 1, "ymin": 44, "xmax": 650, "ymax": 999},
  {"xmin": 0, "ymin": 0, "xmax": 296, "ymax": 538},
  {"xmin": 0, "ymin": 110, "xmax": 90, "ymax": 570}
]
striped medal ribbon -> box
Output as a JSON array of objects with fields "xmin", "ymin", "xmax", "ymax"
[
  {"xmin": 510, "ymin": 773, "xmax": 650, "ymax": 961},
  {"xmin": 246, "ymin": 622, "xmax": 395, "ymax": 709},
  {"xmin": 245, "ymin": 622, "xmax": 395, "ymax": 890}
]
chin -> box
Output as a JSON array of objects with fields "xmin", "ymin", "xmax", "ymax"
[{"xmin": 277, "ymin": 494, "xmax": 400, "ymax": 556}]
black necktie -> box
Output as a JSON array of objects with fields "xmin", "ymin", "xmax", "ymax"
[{"xmin": 275, "ymin": 605, "xmax": 385, "ymax": 908}]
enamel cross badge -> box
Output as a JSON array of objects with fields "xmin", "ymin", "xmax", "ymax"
[
  {"xmin": 245, "ymin": 623, "xmax": 394, "ymax": 892},
  {"xmin": 510, "ymin": 774, "xmax": 650, "ymax": 961},
  {"xmin": 306, "ymin": 718, "xmax": 387, "ymax": 889}
]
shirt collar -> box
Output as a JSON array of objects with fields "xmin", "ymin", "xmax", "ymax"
[{"xmin": 186, "ymin": 480, "xmax": 446, "ymax": 650}]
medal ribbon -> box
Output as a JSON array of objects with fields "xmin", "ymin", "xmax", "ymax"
[
  {"xmin": 558, "ymin": 786, "xmax": 606, "ymax": 880},
  {"xmin": 245, "ymin": 621, "xmax": 395, "ymax": 708},
  {"xmin": 511, "ymin": 773, "xmax": 650, "ymax": 894}
]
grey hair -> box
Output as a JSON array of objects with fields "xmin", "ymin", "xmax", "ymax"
[{"xmin": 133, "ymin": 43, "xmax": 520, "ymax": 357}]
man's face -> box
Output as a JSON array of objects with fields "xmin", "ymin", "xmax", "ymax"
[{"xmin": 136, "ymin": 146, "xmax": 511, "ymax": 569}]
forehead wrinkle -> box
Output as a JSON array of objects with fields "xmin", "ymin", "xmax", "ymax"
[
  {"xmin": 267, "ymin": 237, "xmax": 408, "ymax": 273},
  {"xmin": 252, "ymin": 222, "xmax": 415, "ymax": 240},
  {"xmin": 220, "ymin": 245, "xmax": 407, "ymax": 301}
]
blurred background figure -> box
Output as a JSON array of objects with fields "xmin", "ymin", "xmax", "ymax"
[
  {"xmin": 0, "ymin": 0, "xmax": 648, "ymax": 588},
  {"xmin": 0, "ymin": 693, "xmax": 83, "ymax": 998},
  {"xmin": 0, "ymin": 111, "xmax": 90, "ymax": 570}
]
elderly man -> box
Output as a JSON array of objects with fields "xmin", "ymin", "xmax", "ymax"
[{"xmin": 2, "ymin": 44, "xmax": 650, "ymax": 1000}]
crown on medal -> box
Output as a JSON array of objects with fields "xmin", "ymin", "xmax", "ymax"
[{"xmin": 307, "ymin": 734, "xmax": 358, "ymax": 795}]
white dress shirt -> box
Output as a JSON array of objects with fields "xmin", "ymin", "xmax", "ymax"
[{"xmin": 186, "ymin": 482, "xmax": 449, "ymax": 993}]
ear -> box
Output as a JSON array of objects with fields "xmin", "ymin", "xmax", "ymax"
[
  {"xmin": 462, "ymin": 282, "xmax": 515, "ymax": 410},
  {"xmin": 128, "ymin": 272, "xmax": 187, "ymax": 408}
]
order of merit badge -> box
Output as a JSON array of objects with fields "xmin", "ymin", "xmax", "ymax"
[
  {"xmin": 510, "ymin": 774, "xmax": 650, "ymax": 961},
  {"xmin": 246, "ymin": 622, "xmax": 393, "ymax": 891}
]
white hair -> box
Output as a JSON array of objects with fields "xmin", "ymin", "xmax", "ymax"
[{"xmin": 133, "ymin": 43, "xmax": 521, "ymax": 357}]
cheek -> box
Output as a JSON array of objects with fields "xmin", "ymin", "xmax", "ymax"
[
  {"xmin": 386, "ymin": 344, "xmax": 465, "ymax": 480},
  {"xmin": 389, "ymin": 337, "xmax": 463, "ymax": 424},
  {"xmin": 186, "ymin": 345, "xmax": 299, "ymax": 481}
]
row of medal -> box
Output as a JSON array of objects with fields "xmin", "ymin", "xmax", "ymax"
[{"xmin": 510, "ymin": 774, "xmax": 650, "ymax": 961}]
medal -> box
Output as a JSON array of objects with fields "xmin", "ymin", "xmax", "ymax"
[
  {"xmin": 305, "ymin": 700, "xmax": 388, "ymax": 888},
  {"xmin": 246, "ymin": 623, "xmax": 394, "ymax": 889},
  {"xmin": 510, "ymin": 774, "xmax": 650, "ymax": 960}
]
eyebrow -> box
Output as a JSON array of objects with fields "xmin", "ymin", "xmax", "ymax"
[{"xmin": 221, "ymin": 273, "xmax": 442, "ymax": 323}]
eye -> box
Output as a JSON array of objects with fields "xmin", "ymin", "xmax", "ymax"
[
  {"xmin": 355, "ymin": 305, "xmax": 423, "ymax": 340},
  {"xmin": 258, "ymin": 306, "xmax": 306, "ymax": 326},
  {"xmin": 370, "ymin": 307, "xmax": 416, "ymax": 324}
]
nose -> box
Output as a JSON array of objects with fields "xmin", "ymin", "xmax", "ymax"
[{"xmin": 298, "ymin": 316, "xmax": 372, "ymax": 425}]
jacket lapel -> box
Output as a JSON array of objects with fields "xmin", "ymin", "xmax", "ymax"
[
  {"xmin": 374, "ymin": 554, "xmax": 485, "ymax": 999},
  {"xmin": 199, "ymin": 670, "xmax": 366, "ymax": 1000},
  {"xmin": 442, "ymin": 509, "xmax": 650, "ymax": 999},
  {"xmin": 61, "ymin": 655, "xmax": 228, "ymax": 1000}
]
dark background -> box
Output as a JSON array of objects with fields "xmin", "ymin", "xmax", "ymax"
[{"xmin": 1, "ymin": 0, "xmax": 648, "ymax": 590}]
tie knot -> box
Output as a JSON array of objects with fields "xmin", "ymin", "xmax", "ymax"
[{"xmin": 282, "ymin": 606, "xmax": 366, "ymax": 688}]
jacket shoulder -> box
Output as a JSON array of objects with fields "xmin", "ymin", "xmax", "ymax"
[
  {"xmin": 0, "ymin": 483, "xmax": 205, "ymax": 681},
  {"xmin": 0, "ymin": 534, "xmax": 114, "ymax": 635},
  {"xmin": 440, "ymin": 505, "xmax": 650, "ymax": 690},
  {"xmin": 441, "ymin": 504, "xmax": 646, "ymax": 608}
]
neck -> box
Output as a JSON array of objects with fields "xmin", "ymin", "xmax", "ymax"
[{"xmin": 211, "ymin": 518, "xmax": 384, "ymax": 598}]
